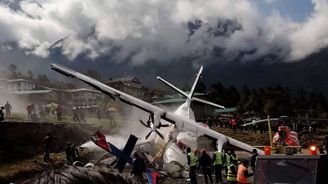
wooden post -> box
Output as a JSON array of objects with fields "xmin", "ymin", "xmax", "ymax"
[{"xmin": 267, "ymin": 115, "xmax": 273, "ymax": 148}]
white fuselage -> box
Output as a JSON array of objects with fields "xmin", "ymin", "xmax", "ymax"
[{"xmin": 155, "ymin": 100, "xmax": 198, "ymax": 175}]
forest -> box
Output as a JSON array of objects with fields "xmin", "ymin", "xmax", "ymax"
[{"xmin": 206, "ymin": 82, "xmax": 328, "ymax": 118}]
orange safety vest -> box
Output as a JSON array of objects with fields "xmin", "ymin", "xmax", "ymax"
[{"xmin": 237, "ymin": 164, "xmax": 250, "ymax": 184}]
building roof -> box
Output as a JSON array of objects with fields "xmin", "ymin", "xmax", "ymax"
[
  {"xmin": 13, "ymin": 90, "xmax": 52, "ymax": 95},
  {"xmin": 214, "ymin": 107, "xmax": 236, "ymax": 114},
  {"xmin": 70, "ymin": 88, "xmax": 102, "ymax": 93},
  {"xmin": 0, "ymin": 78, "xmax": 8, "ymax": 82},
  {"xmin": 106, "ymin": 76, "xmax": 140, "ymax": 83},
  {"xmin": 7, "ymin": 78, "xmax": 33, "ymax": 83}
]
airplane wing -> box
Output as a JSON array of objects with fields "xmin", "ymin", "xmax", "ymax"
[
  {"xmin": 50, "ymin": 63, "xmax": 264, "ymax": 155},
  {"xmin": 241, "ymin": 118, "xmax": 279, "ymax": 127}
]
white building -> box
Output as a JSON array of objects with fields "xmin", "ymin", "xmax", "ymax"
[
  {"xmin": 69, "ymin": 88, "xmax": 105, "ymax": 107},
  {"xmin": 5, "ymin": 79, "xmax": 36, "ymax": 92}
]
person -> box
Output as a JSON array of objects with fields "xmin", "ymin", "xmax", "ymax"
[
  {"xmin": 71, "ymin": 143, "xmax": 80, "ymax": 162},
  {"xmin": 230, "ymin": 118, "xmax": 237, "ymax": 132},
  {"xmin": 16, "ymin": 166, "xmax": 135, "ymax": 184},
  {"xmin": 224, "ymin": 149, "xmax": 231, "ymax": 177},
  {"xmin": 50, "ymin": 104, "xmax": 55, "ymax": 115},
  {"xmin": 80, "ymin": 107, "xmax": 86, "ymax": 122},
  {"xmin": 72, "ymin": 107, "xmax": 80, "ymax": 122},
  {"xmin": 237, "ymin": 160, "xmax": 253, "ymax": 184},
  {"xmin": 131, "ymin": 152, "xmax": 146, "ymax": 183},
  {"xmin": 97, "ymin": 108, "xmax": 101, "ymax": 120},
  {"xmin": 250, "ymin": 149, "xmax": 258, "ymax": 171},
  {"xmin": 198, "ymin": 149, "xmax": 213, "ymax": 184},
  {"xmin": 30, "ymin": 104, "xmax": 38, "ymax": 122},
  {"xmin": 187, "ymin": 147, "xmax": 198, "ymax": 184},
  {"xmin": 43, "ymin": 133, "xmax": 59, "ymax": 164},
  {"xmin": 26, "ymin": 104, "xmax": 37, "ymax": 122},
  {"xmin": 0, "ymin": 107, "xmax": 4, "ymax": 122},
  {"xmin": 108, "ymin": 110, "xmax": 116, "ymax": 125},
  {"xmin": 4, "ymin": 101, "xmax": 12, "ymax": 117},
  {"xmin": 213, "ymin": 147, "xmax": 224, "ymax": 183},
  {"xmin": 323, "ymin": 135, "xmax": 328, "ymax": 153},
  {"xmin": 230, "ymin": 149, "xmax": 237, "ymax": 162},
  {"xmin": 38, "ymin": 104, "xmax": 46, "ymax": 121},
  {"xmin": 65, "ymin": 142, "xmax": 74, "ymax": 165},
  {"xmin": 56, "ymin": 104, "xmax": 62, "ymax": 121},
  {"xmin": 26, "ymin": 104, "xmax": 32, "ymax": 119},
  {"xmin": 227, "ymin": 159, "xmax": 238, "ymax": 184}
]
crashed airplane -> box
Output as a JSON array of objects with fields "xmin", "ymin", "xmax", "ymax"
[{"xmin": 50, "ymin": 63, "xmax": 263, "ymax": 176}]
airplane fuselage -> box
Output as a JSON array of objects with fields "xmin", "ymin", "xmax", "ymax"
[
  {"xmin": 158, "ymin": 101, "xmax": 199, "ymax": 175},
  {"xmin": 174, "ymin": 101, "xmax": 196, "ymax": 121}
]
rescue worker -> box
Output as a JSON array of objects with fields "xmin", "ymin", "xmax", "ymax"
[
  {"xmin": 237, "ymin": 160, "xmax": 253, "ymax": 184},
  {"xmin": 213, "ymin": 147, "xmax": 224, "ymax": 183},
  {"xmin": 250, "ymin": 149, "xmax": 258, "ymax": 171},
  {"xmin": 187, "ymin": 147, "xmax": 198, "ymax": 184},
  {"xmin": 131, "ymin": 152, "xmax": 146, "ymax": 183},
  {"xmin": 230, "ymin": 149, "xmax": 237, "ymax": 161},
  {"xmin": 224, "ymin": 149, "xmax": 231, "ymax": 176},
  {"xmin": 227, "ymin": 159, "xmax": 238, "ymax": 184},
  {"xmin": 198, "ymin": 149, "xmax": 213, "ymax": 184}
]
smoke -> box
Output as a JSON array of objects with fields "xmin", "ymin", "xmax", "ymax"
[
  {"xmin": 81, "ymin": 105, "xmax": 152, "ymax": 151},
  {"xmin": 80, "ymin": 101, "xmax": 181, "ymax": 153},
  {"xmin": 0, "ymin": 0, "xmax": 326, "ymax": 64},
  {"xmin": 0, "ymin": 93, "xmax": 30, "ymax": 114}
]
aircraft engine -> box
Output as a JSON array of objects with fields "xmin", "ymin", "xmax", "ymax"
[{"xmin": 139, "ymin": 113, "xmax": 169, "ymax": 140}]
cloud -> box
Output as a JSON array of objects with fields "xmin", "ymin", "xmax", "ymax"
[
  {"xmin": 0, "ymin": 0, "xmax": 326, "ymax": 64},
  {"xmin": 264, "ymin": 0, "xmax": 283, "ymax": 4},
  {"xmin": 288, "ymin": 0, "xmax": 328, "ymax": 60}
]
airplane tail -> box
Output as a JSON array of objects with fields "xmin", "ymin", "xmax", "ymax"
[
  {"xmin": 92, "ymin": 130, "xmax": 138, "ymax": 172},
  {"xmin": 157, "ymin": 66, "xmax": 225, "ymax": 109}
]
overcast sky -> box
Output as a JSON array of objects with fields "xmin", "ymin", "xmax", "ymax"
[{"xmin": 0, "ymin": 0, "xmax": 327, "ymax": 75}]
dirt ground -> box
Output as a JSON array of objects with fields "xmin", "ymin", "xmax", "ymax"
[{"xmin": 1, "ymin": 123, "xmax": 327, "ymax": 184}]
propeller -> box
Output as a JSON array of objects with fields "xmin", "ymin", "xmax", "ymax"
[{"xmin": 139, "ymin": 113, "xmax": 169, "ymax": 140}]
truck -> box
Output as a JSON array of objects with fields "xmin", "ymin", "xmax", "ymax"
[{"xmin": 254, "ymin": 153, "xmax": 328, "ymax": 184}]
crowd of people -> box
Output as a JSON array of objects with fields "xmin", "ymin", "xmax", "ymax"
[
  {"xmin": 187, "ymin": 147, "xmax": 256, "ymax": 184},
  {"xmin": 207, "ymin": 115, "xmax": 319, "ymax": 136},
  {"xmin": 23, "ymin": 102, "xmax": 118, "ymax": 124}
]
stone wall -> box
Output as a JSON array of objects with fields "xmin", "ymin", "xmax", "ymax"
[{"xmin": 0, "ymin": 122, "xmax": 95, "ymax": 163}]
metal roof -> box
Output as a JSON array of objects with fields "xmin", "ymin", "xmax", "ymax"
[
  {"xmin": 70, "ymin": 88, "xmax": 101, "ymax": 93},
  {"xmin": 13, "ymin": 90, "xmax": 52, "ymax": 95},
  {"xmin": 214, "ymin": 107, "xmax": 236, "ymax": 114}
]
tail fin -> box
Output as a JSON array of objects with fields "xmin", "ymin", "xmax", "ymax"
[
  {"xmin": 157, "ymin": 66, "xmax": 225, "ymax": 109},
  {"xmin": 92, "ymin": 131, "xmax": 138, "ymax": 172},
  {"xmin": 115, "ymin": 134, "xmax": 138, "ymax": 172},
  {"xmin": 188, "ymin": 65, "xmax": 203, "ymax": 99}
]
